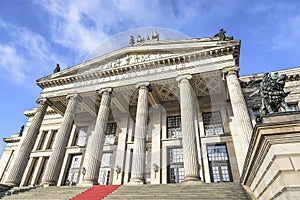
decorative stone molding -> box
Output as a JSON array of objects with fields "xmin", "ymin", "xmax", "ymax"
[{"xmin": 36, "ymin": 43, "xmax": 240, "ymax": 89}]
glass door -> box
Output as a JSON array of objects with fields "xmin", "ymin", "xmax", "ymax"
[
  {"xmin": 207, "ymin": 145, "xmax": 232, "ymax": 182},
  {"xmin": 64, "ymin": 155, "xmax": 82, "ymax": 186}
]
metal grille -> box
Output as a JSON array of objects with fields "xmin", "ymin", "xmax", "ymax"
[
  {"xmin": 167, "ymin": 116, "xmax": 182, "ymax": 138},
  {"xmin": 202, "ymin": 112, "xmax": 224, "ymax": 136}
]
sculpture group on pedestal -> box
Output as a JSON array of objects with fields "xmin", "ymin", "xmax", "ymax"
[{"xmin": 248, "ymin": 72, "xmax": 291, "ymax": 122}]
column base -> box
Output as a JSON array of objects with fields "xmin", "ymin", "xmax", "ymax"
[
  {"xmin": 81, "ymin": 179, "xmax": 98, "ymax": 186},
  {"xmin": 182, "ymin": 176, "xmax": 202, "ymax": 185},
  {"xmin": 41, "ymin": 180, "xmax": 56, "ymax": 187},
  {"xmin": 128, "ymin": 178, "xmax": 145, "ymax": 185},
  {"xmin": 4, "ymin": 181, "xmax": 18, "ymax": 187}
]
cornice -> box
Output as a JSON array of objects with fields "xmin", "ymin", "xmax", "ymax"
[{"xmin": 37, "ymin": 41, "xmax": 240, "ymax": 89}]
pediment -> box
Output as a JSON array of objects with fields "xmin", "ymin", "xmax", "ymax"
[{"xmin": 37, "ymin": 38, "xmax": 240, "ymax": 88}]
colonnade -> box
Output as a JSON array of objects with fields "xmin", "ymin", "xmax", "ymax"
[{"xmin": 5, "ymin": 67, "xmax": 252, "ymax": 186}]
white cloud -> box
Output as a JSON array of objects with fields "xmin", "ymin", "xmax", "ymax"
[
  {"xmin": 0, "ymin": 44, "xmax": 25, "ymax": 83},
  {"xmin": 0, "ymin": 19, "xmax": 59, "ymax": 85}
]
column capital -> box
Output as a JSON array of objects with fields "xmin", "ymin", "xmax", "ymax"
[
  {"xmin": 176, "ymin": 74, "xmax": 192, "ymax": 83},
  {"xmin": 135, "ymin": 82, "xmax": 150, "ymax": 90},
  {"xmin": 222, "ymin": 66, "xmax": 240, "ymax": 76},
  {"xmin": 36, "ymin": 98, "xmax": 52, "ymax": 106},
  {"xmin": 66, "ymin": 93, "xmax": 82, "ymax": 102},
  {"xmin": 99, "ymin": 87, "xmax": 113, "ymax": 95}
]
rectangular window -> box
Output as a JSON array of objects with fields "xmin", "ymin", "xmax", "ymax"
[
  {"xmin": 25, "ymin": 157, "xmax": 38, "ymax": 186},
  {"xmin": 46, "ymin": 130, "xmax": 57, "ymax": 149},
  {"xmin": 105, "ymin": 123, "xmax": 117, "ymax": 145},
  {"xmin": 37, "ymin": 157, "xmax": 49, "ymax": 185},
  {"xmin": 167, "ymin": 116, "xmax": 182, "ymax": 138},
  {"xmin": 36, "ymin": 131, "xmax": 48, "ymax": 150},
  {"xmin": 73, "ymin": 126, "xmax": 88, "ymax": 147},
  {"xmin": 203, "ymin": 112, "xmax": 224, "ymax": 136}
]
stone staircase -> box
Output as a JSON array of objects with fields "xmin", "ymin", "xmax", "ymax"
[
  {"xmin": 104, "ymin": 182, "xmax": 252, "ymax": 200},
  {"xmin": 71, "ymin": 185, "xmax": 121, "ymax": 200},
  {"xmin": 0, "ymin": 186, "xmax": 90, "ymax": 200}
]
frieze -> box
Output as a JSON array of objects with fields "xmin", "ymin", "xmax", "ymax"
[{"xmin": 37, "ymin": 44, "xmax": 239, "ymax": 89}]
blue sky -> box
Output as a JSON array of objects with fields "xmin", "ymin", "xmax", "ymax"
[{"xmin": 0, "ymin": 0, "xmax": 300, "ymax": 153}]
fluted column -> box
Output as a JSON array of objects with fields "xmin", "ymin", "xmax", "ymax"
[
  {"xmin": 42, "ymin": 93, "xmax": 81, "ymax": 186},
  {"xmin": 223, "ymin": 66, "xmax": 253, "ymax": 172},
  {"xmin": 129, "ymin": 82, "xmax": 150, "ymax": 184},
  {"xmin": 5, "ymin": 98, "xmax": 51, "ymax": 186},
  {"xmin": 82, "ymin": 88, "xmax": 112, "ymax": 185},
  {"xmin": 177, "ymin": 75, "xmax": 201, "ymax": 183}
]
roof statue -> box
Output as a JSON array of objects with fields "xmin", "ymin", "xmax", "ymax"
[
  {"xmin": 19, "ymin": 125, "xmax": 25, "ymax": 136},
  {"xmin": 129, "ymin": 35, "xmax": 135, "ymax": 46},
  {"xmin": 248, "ymin": 72, "xmax": 291, "ymax": 122},
  {"xmin": 213, "ymin": 28, "xmax": 233, "ymax": 41},
  {"xmin": 130, "ymin": 30, "xmax": 159, "ymax": 45},
  {"xmin": 137, "ymin": 35, "xmax": 145, "ymax": 43},
  {"xmin": 54, "ymin": 63, "xmax": 61, "ymax": 73},
  {"xmin": 151, "ymin": 30, "xmax": 159, "ymax": 40}
]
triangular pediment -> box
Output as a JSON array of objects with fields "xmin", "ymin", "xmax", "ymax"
[{"xmin": 37, "ymin": 38, "xmax": 240, "ymax": 88}]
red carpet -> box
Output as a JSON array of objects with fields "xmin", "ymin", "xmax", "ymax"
[{"xmin": 71, "ymin": 185, "xmax": 121, "ymax": 200}]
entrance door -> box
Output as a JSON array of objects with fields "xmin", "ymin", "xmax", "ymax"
[
  {"xmin": 98, "ymin": 152, "xmax": 113, "ymax": 185},
  {"xmin": 64, "ymin": 155, "xmax": 82, "ymax": 186},
  {"xmin": 168, "ymin": 148, "xmax": 184, "ymax": 183},
  {"xmin": 207, "ymin": 145, "xmax": 232, "ymax": 183},
  {"xmin": 98, "ymin": 169, "xmax": 111, "ymax": 185}
]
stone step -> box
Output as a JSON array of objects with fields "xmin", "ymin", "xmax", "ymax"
[
  {"xmin": 1, "ymin": 186, "xmax": 90, "ymax": 200},
  {"xmin": 105, "ymin": 183, "xmax": 251, "ymax": 200}
]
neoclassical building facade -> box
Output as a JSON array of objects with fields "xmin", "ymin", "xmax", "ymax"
[{"xmin": 0, "ymin": 34, "xmax": 300, "ymax": 198}]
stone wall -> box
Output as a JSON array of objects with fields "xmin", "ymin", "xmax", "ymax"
[{"xmin": 241, "ymin": 111, "xmax": 300, "ymax": 199}]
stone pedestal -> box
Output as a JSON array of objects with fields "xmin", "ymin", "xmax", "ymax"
[
  {"xmin": 129, "ymin": 83, "xmax": 149, "ymax": 184},
  {"xmin": 5, "ymin": 98, "xmax": 51, "ymax": 186},
  {"xmin": 223, "ymin": 66, "xmax": 253, "ymax": 173},
  {"xmin": 241, "ymin": 111, "xmax": 300, "ymax": 199},
  {"xmin": 82, "ymin": 88, "xmax": 112, "ymax": 185},
  {"xmin": 177, "ymin": 75, "xmax": 201, "ymax": 183},
  {"xmin": 42, "ymin": 94, "xmax": 81, "ymax": 186}
]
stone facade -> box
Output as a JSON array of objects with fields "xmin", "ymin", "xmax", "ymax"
[{"xmin": 0, "ymin": 36, "xmax": 300, "ymax": 198}]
